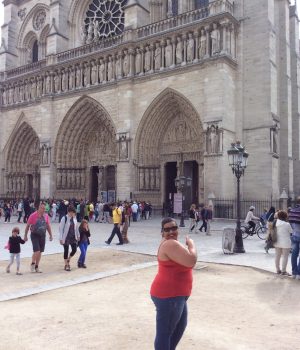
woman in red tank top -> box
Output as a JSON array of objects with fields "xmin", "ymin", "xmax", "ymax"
[{"xmin": 150, "ymin": 217, "xmax": 197, "ymax": 350}]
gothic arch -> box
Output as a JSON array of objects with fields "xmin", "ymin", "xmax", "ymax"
[
  {"xmin": 5, "ymin": 120, "xmax": 40, "ymax": 198},
  {"xmin": 68, "ymin": 0, "xmax": 91, "ymax": 47},
  {"xmin": 135, "ymin": 88, "xmax": 204, "ymax": 166},
  {"xmin": 17, "ymin": 4, "xmax": 50, "ymax": 64},
  {"xmin": 54, "ymin": 95, "xmax": 117, "ymax": 198}
]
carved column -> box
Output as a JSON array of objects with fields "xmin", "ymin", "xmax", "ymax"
[
  {"xmin": 230, "ymin": 23, "xmax": 236, "ymax": 59},
  {"xmin": 193, "ymin": 30, "xmax": 199, "ymax": 63},
  {"xmin": 160, "ymin": 39, "xmax": 165, "ymax": 71},
  {"xmin": 141, "ymin": 47, "xmax": 145, "ymax": 75},
  {"xmin": 171, "ymin": 36, "xmax": 176, "ymax": 68},
  {"xmin": 128, "ymin": 48, "xmax": 135, "ymax": 77},
  {"xmin": 220, "ymin": 20, "xmax": 229, "ymax": 54},
  {"xmin": 150, "ymin": 43, "xmax": 155, "ymax": 73}
]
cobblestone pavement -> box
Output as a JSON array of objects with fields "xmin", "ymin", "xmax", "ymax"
[{"xmin": 0, "ymin": 216, "xmax": 278, "ymax": 273}]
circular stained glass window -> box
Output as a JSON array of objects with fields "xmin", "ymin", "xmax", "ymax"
[{"xmin": 84, "ymin": 0, "xmax": 128, "ymax": 39}]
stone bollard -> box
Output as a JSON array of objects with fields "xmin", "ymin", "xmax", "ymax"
[{"xmin": 222, "ymin": 228, "xmax": 235, "ymax": 254}]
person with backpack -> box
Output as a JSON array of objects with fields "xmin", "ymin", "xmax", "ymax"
[
  {"xmin": 24, "ymin": 202, "xmax": 53, "ymax": 273},
  {"xmin": 59, "ymin": 206, "xmax": 80, "ymax": 271},
  {"xmin": 105, "ymin": 203, "xmax": 123, "ymax": 245}
]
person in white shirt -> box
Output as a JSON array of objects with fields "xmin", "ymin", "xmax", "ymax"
[
  {"xmin": 273, "ymin": 210, "xmax": 293, "ymax": 275},
  {"xmin": 244, "ymin": 206, "xmax": 259, "ymax": 233},
  {"xmin": 131, "ymin": 202, "xmax": 138, "ymax": 222}
]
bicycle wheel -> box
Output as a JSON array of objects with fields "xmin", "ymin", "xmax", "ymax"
[
  {"xmin": 257, "ymin": 227, "xmax": 267, "ymax": 240},
  {"xmin": 241, "ymin": 226, "xmax": 249, "ymax": 239}
]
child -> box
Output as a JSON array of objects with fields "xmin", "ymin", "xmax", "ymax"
[
  {"xmin": 6, "ymin": 227, "xmax": 25, "ymax": 275},
  {"xmin": 78, "ymin": 219, "xmax": 91, "ymax": 268}
]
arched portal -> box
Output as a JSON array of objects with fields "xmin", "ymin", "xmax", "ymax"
[
  {"xmin": 134, "ymin": 89, "xmax": 204, "ymax": 208},
  {"xmin": 5, "ymin": 122, "xmax": 40, "ymax": 199},
  {"xmin": 54, "ymin": 96, "xmax": 117, "ymax": 201}
]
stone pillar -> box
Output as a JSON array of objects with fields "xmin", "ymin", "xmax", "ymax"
[
  {"xmin": 193, "ymin": 30, "xmax": 199, "ymax": 63},
  {"xmin": 220, "ymin": 20, "xmax": 229, "ymax": 54},
  {"xmin": 182, "ymin": 33, "xmax": 187, "ymax": 66},
  {"xmin": 124, "ymin": 0, "xmax": 150, "ymax": 29},
  {"xmin": 40, "ymin": 167, "xmax": 52, "ymax": 198},
  {"xmin": 205, "ymin": 26, "xmax": 211, "ymax": 58},
  {"xmin": 280, "ymin": 188, "xmax": 289, "ymax": 211}
]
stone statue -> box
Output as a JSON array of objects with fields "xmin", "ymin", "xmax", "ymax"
[
  {"xmin": 76, "ymin": 66, "xmax": 81, "ymax": 88},
  {"xmin": 167, "ymin": 0, "xmax": 173, "ymax": 17},
  {"xmin": 211, "ymin": 23, "xmax": 220, "ymax": 55},
  {"xmin": 54, "ymin": 73, "xmax": 60, "ymax": 92},
  {"xmin": 154, "ymin": 43, "xmax": 161, "ymax": 70},
  {"xmin": 123, "ymin": 51, "xmax": 129, "ymax": 76},
  {"xmin": 57, "ymin": 171, "xmax": 62, "ymax": 188},
  {"xmin": 93, "ymin": 20, "xmax": 100, "ymax": 42},
  {"xmin": 68, "ymin": 67, "xmax": 74, "ymax": 89},
  {"xmin": 135, "ymin": 48, "xmax": 142, "ymax": 74},
  {"xmin": 41, "ymin": 144, "xmax": 48, "ymax": 165},
  {"xmin": 144, "ymin": 46, "xmax": 151, "ymax": 72},
  {"xmin": 36, "ymin": 78, "xmax": 42, "ymax": 97},
  {"xmin": 99, "ymin": 59, "xmax": 105, "ymax": 82},
  {"xmin": 116, "ymin": 56, "xmax": 122, "ymax": 79},
  {"xmin": 98, "ymin": 168, "xmax": 103, "ymax": 191},
  {"xmin": 2, "ymin": 89, "xmax": 6, "ymax": 105},
  {"xmin": 76, "ymin": 171, "xmax": 81, "ymax": 188},
  {"xmin": 199, "ymin": 29, "xmax": 207, "ymax": 59},
  {"xmin": 80, "ymin": 24, "xmax": 87, "ymax": 45},
  {"xmin": 91, "ymin": 61, "xmax": 98, "ymax": 85},
  {"xmin": 186, "ymin": 33, "xmax": 195, "ymax": 62},
  {"xmin": 209, "ymin": 125, "xmax": 218, "ymax": 154},
  {"xmin": 165, "ymin": 39, "xmax": 172, "ymax": 67},
  {"xmin": 30, "ymin": 79, "xmax": 36, "ymax": 99},
  {"xmin": 86, "ymin": 21, "xmax": 94, "ymax": 44},
  {"xmin": 83, "ymin": 64, "xmax": 88, "ymax": 86},
  {"xmin": 61, "ymin": 70, "xmax": 67, "ymax": 91},
  {"xmin": 272, "ymin": 127, "xmax": 278, "ymax": 154},
  {"xmin": 45, "ymin": 74, "xmax": 51, "ymax": 93},
  {"xmin": 107, "ymin": 57, "xmax": 113, "ymax": 81},
  {"xmin": 61, "ymin": 171, "xmax": 66, "ymax": 188},
  {"xmin": 176, "ymin": 37, "xmax": 183, "ymax": 64}
]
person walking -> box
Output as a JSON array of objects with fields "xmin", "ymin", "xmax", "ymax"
[
  {"xmin": 273, "ymin": 210, "xmax": 293, "ymax": 275},
  {"xmin": 17, "ymin": 200, "xmax": 23, "ymax": 223},
  {"xmin": 289, "ymin": 196, "xmax": 300, "ymax": 280},
  {"xmin": 59, "ymin": 206, "xmax": 79, "ymax": 271},
  {"xmin": 77, "ymin": 219, "xmax": 91, "ymax": 268},
  {"xmin": 206, "ymin": 205, "xmax": 213, "ymax": 235},
  {"xmin": 199, "ymin": 205, "xmax": 208, "ymax": 234},
  {"xmin": 150, "ymin": 218, "xmax": 197, "ymax": 350},
  {"xmin": 6, "ymin": 227, "xmax": 25, "ymax": 275},
  {"xmin": 105, "ymin": 203, "xmax": 123, "ymax": 245},
  {"xmin": 24, "ymin": 202, "xmax": 53, "ymax": 273},
  {"xmin": 188, "ymin": 204, "xmax": 197, "ymax": 234},
  {"xmin": 131, "ymin": 201, "xmax": 138, "ymax": 222}
]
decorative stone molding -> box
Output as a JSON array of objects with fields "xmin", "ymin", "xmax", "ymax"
[
  {"xmin": 18, "ymin": 8, "xmax": 27, "ymax": 21},
  {"xmin": 33, "ymin": 9, "xmax": 47, "ymax": 31}
]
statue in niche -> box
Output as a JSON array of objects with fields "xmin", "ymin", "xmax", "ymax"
[
  {"xmin": 93, "ymin": 20, "xmax": 100, "ymax": 42},
  {"xmin": 135, "ymin": 48, "xmax": 142, "ymax": 74},
  {"xmin": 61, "ymin": 171, "xmax": 66, "ymax": 188},
  {"xmin": 123, "ymin": 51, "xmax": 129, "ymax": 76},
  {"xmin": 107, "ymin": 57, "xmax": 113, "ymax": 81},
  {"xmin": 91, "ymin": 61, "xmax": 98, "ymax": 85},
  {"xmin": 41, "ymin": 144, "xmax": 49, "ymax": 165},
  {"xmin": 86, "ymin": 21, "xmax": 94, "ymax": 44},
  {"xmin": 2, "ymin": 89, "xmax": 6, "ymax": 105},
  {"xmin": 69, "ymin": 67, "xmax": 74, "ymax": 90},
  {"xmin": 116, "ymin": 56, "xmax": 122, "ymax": 79},
  {"xmin": 36, "ymin": 78, "xmax": 42, "ymax": 97},
  {"xmin": 119, "ymin": 134, "xmax": 128, "ymax": 159},
  {"xmin": 83, "ymin": 64, "xmax": 88, "ymax": 87},
  {"xmin": 99, "ymin": 59, "xmax": 105, "ymax": 82},
  {"xmin": 165, "ymin": 39, "xmax": 172, "ymax": 67},
  {"xmin": 198, "ymin": 29, "xmax": 207, "ymax": 59},
  {"xmin": 186, "ymin": 33, "xmax": 195, "ymax": 62},
  {"xmin": 57, "ymin": 171, "xmax": 62, "ymax": 188},
  {"xmin": 207, "ymin": 125, "xmax": 219, "ymax": 154},
  {"xmin": 30, "ymin": 79, "xmax": 36, "ymax": 99},
  {"xmin": 154, "ymin": 43, "xmax": 161, "ymax": 70},
  {"xmin": 54, "ymin": 73, "xmax": 60, "ymax": 92},
  {"xmin": 45, "ymin": 74, "xmax": 51, "ymax": 93},
  {"xmin": 76, "ymin": 66, "xmax": 81, "ymax": 88},
  {"xmin": 144, "ymin": 46, "xmax": 151, "ymax": 72},
  {"xmin": 176, "ymin": 37, "xmax": 183, "ymax": 64},
  {"xmin": 167, "ymin": 0, "xmax": 173, "ymax": 17},
  {"xmin": 9, "ymin": 87, "xmax": 14, "ymax": 104},
  {"xmin": 175, "ymin": 122, "xmax": 186, "ymax": 141},
  {"xmin": 80, "ymin": 24, "xmax": 87, "ymax": 45},
  {"xmin": 271, "ymin": 125, "xmax": 278, "ymax": 154},
  {"xmin": 61, "ymin": 70, "xmax": 67, "ymax": 92},
  {"xmin": 211, "ymin": 23, "xmax": 220, "ymax": 55}
]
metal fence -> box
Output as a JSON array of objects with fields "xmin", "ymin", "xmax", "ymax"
[{"xmin": 214, "ymin": 199, "xmax": 281, "ymax": 219}]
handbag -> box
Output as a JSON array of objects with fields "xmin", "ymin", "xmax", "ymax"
[{"xmin": 270, "ymin": 220, "xmax": 277, "ymax": 243}]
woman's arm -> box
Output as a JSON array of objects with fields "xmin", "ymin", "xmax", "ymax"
[{"xmin": 161, "ymin": 239, "xmax": 197, "ymax": 268}]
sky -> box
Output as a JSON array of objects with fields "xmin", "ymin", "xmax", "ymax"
[{"xmin": 0, "ymin": 1, "xmax": 299, "ymax": 40}]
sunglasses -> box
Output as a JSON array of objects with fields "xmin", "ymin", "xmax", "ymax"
[{"xmin": 163, "ymin": 225, "xmax": 178, "ymax": 233}]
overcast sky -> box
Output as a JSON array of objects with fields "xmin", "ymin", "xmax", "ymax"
[{"xmin": 0, "ymin": 1, "xmax": 299, "ymax": 41}]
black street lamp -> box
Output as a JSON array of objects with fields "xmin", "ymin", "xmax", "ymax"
[
  {"xmin": 175, "ymin": 175, "xmax": 192, "ymax": 227},
  {"xmin": 227, "ymin": 141, "xmax": 249, "ymax": 253}
]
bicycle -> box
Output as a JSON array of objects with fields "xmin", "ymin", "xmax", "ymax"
[{"xmin": 241, "ymin": 219, "xmax": 267, "ymax": 240}]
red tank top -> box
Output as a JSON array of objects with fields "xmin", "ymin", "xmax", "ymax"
[{"xmin": 150, "ymin": 258, "xmax": 193, "ymax": 298}]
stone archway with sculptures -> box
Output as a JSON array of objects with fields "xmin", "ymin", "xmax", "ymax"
[
  {"xmin": 5, "ymin": 122, "xmax": 41, "ymax": 199},
  {"xmin": 54, "ymin": 96, "xmax": 117, "ymax": 201},
  {"xmin": 134, "ymin": 88, "xmax": 205, "ymax": 208}
]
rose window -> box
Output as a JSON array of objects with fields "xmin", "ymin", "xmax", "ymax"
[{"xmin": 84, "ymin": 0, "xmax": 128, "ymax": 39}]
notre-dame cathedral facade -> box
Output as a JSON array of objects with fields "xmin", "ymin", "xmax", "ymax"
[{"xmin": 0, "ymin": 0, "xmax": 299, "ymax": 207}]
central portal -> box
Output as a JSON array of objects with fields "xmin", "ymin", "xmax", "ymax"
[{"xmin": 90, "ymin": 165, "xmax": 116, "ymax": 203}]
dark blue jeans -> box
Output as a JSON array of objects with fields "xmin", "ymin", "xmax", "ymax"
[
  {"xmin": 291, "ymin": 235, "xmax": 300, "ymax": 276},
  {"xmin": 151, "ymin": 296, "xmax": 188, "ymax": 350},
  {"xmin": 78, "ymin": 241, "xmax": 88, "ymax": 265}
]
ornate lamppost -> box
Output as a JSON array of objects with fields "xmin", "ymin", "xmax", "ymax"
[
  {"xmin": 227, "ymin": 141, "xmax": 249, "ymax": 253},
  {"xmin": 175, "ymin": 155, "xmax": 192, "ymax": 227}
]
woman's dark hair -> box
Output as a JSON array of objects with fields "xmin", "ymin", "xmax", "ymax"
[
  {"xmin": 67, "ymin": 205, "xmax": 76, "ymax": 213},
  {"xmin": 79, "ymin": 219, "xmax": 88, "ymax": 231},
  {"xmin": 269, "ymin": 206, "xmax": 275, "ymax": 213},
  {"xmin": 277, "ymin": 210, "xmax": 288, "ymax": 221},
  {"xmin": 161, "ymin": 217, "xmax": 176, "ymax": 232}
]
